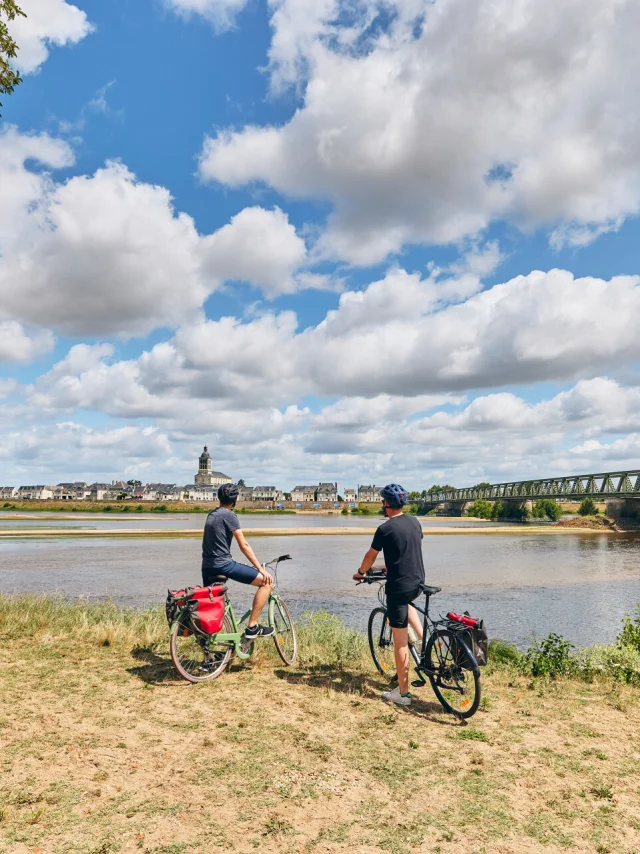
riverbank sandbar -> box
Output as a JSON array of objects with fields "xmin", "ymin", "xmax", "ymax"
[{"xmin": 0, "ymin": 524, "xmax": 619, "ymax": 538}]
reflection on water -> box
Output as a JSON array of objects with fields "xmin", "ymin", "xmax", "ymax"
[{"xmin": 0, "ymin": 531, "xmax": 639, "ymax": 648}]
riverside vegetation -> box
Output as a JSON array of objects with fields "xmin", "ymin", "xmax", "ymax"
[{"xmin": 1, "ymin": 596, "xmax": 639, "ymax": 854}]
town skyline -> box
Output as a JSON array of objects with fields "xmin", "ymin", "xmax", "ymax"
[{"xmin": 0, "ymin": 445, "xmax": 418, "ymax": 503}]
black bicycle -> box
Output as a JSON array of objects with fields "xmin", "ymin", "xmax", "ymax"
[{"xmin": 360, "ymin": 572, "xmax": 482, "ymax": 718}]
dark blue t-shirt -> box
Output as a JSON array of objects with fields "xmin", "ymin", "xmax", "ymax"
[{"xmin": 202, "ymin": 507, "xmax": 241, "ymax": 571}]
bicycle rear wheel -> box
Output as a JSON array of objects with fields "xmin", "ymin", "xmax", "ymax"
[
  {"xmin": 368, "ymin": 607, "xmax": 396, "ymax": 677},
  {"xmin": 271, "ymin": 597, "xmax": 297, "ymax": 665},
  {"xmin": 170, "ymin": 613, "xmax": 233, "ymax": 683},
  {"xmin": 425, "ymin": 628, "xmax": 481, "ymax": 718}
]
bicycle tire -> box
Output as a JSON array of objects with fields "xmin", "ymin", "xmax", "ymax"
[
  {"xmin": 170, "ymin": 613, "xmax": 233, "ymax": 683},
  {"xmin": 271, "ymin": 598, "xmax": 297, "ymax": 665},
  {"xmin": 425, "ymin": 628, "xmax": 481, "ymax": 718},
  {"xmin": 368, "ymin": 607, "xmax": 396, "ymax": 677}
]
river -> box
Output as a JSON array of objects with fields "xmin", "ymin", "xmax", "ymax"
[{"xmin": 0, "ymin": 512, "xmax": 638, "ymax": 648}]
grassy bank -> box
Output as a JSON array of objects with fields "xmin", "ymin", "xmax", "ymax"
[
  {"xmin": 0, "ymin": 596, "xmax": 639, "ymax": 854},
  {"xmin": 1, "ymin": 501, "xmax": 299, "ymax": 515}
]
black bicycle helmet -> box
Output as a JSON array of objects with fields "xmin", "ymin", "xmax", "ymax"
[
  {"xmin": 218, "ymin": 483, "xmax": 240, "ymax": 504},
  {"xmin": 380, "ymin": 483, "xmax": 408, "ymax": 508}
]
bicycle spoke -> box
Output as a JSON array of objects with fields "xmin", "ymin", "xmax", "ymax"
[
  {"xmin": 427, "ymin": 628, "xmax": 481, "ymax": 717},
  {"xmin": 271, "ymin": 598, "xmax": 297, "ymax": 665},
  {"xmin": 170, "ymin": 615, "xmax": 233, "ymax": 682}
]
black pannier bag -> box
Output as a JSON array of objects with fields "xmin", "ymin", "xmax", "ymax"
[{"xmin": 446, "ymin": 611, "xmax": 489, "ymax": 668}]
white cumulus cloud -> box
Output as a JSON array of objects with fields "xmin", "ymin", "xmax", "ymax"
[
  {"xmin": 164, "ymin": 0, "xmax": 250, "ymax": 31},
  {"xmin": 0, "ymin": 129, "xmax": 315, "ymax": 340},
  {"xmin": 200, "ymin": 0, "xmax": 640, "ymax": 265},
  {"xmin": 8, "ymin": 0, "xmax": 93, "ymax": 74}
]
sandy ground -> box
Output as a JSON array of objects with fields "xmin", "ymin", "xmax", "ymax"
[
  {"xmin": 0, "ymin": 525, "xmax": 618, "ymax": 539},
  {"xmin": 0, "ymin": 626, "xmax": 638, "ymax": 854}
]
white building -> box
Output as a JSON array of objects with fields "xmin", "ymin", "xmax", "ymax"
[
  {"xmin": 194, "ymin": 446, "xmax": 232, "ymax": 488},
  {"xmin": 343, "ymin": 488, "xmax": 356, "ymax": 503},
  {"xmin": 238, "ymin": 485, "xmax": 254, "ymax": 502},
  {"xmin": 16, "ymin": 485, "xmax": 55, "ymax": 500},
  {"xmin": 54, "ymin": 482, "xmax": 89, "ymax": 500},
  {"xmin": 184, "ymin": 485, "xmax": 218, "ymax": 502},
  {"xmin": 358, "ymin": 485, "xmax": 381, "ymax": 503},
  {"xmin": 0, "ymin": 487, "xmax": 16, "ymax": 500},
  {"xmin": 317, "ymin": 482, "xmax": 338, "ymax": 502},
  {"xmin": 252, "ymin": 486, "xmax": 282, "ymax": 502},
  {"xmin": 290, "ymin": 486, "xmax": 316, "ymax": 503}
]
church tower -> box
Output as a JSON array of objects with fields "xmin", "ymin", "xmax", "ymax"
[
  {"xmin": 194, "ymin": 446, "xmax": 231, "ymax": 488},
  {"xmin": 195, "ymin": 446, "xmax": 212, "ymax": 486}
]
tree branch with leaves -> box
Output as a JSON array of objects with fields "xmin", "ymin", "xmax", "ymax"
[{"xmin": 1, "ymin": 0, "xmax": 26, "ymax": 116}]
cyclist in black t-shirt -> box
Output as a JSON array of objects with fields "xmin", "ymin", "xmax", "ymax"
[{"xmin": 353, "ymin": 483, "xmax": 425, "ymax": 706}]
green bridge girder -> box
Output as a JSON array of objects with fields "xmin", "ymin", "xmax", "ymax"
[{"xmin": 426, "ymin": 471, "xmax": 640, "ymax": 504}]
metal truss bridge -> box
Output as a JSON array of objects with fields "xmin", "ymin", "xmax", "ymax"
[{"xmin": 426, "ymin": 470, "xmax": 640, "ymax": 504}]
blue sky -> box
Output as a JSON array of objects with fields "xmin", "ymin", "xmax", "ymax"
[{"xmin": 1, "ymin": 0, "xmax": 640, "ymax": 489}]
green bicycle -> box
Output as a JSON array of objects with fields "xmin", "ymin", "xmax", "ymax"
[{"xmin": 168, "ymin": 554, "xmax": 297, "ymax": 683}]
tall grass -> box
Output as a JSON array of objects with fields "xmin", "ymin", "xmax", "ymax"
[
  {"xmin": 2, "ymin": 594, "xmax": 639, "ymax": 685},
  {"xmin": 0, "ymin": 594, "xmax": 166, "ymax": 648}
]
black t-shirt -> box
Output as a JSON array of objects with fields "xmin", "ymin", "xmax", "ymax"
[
  {"xmin": 371, "ymin": 514, "xmax": 425, "ymax": 595},
  {"xmin": 202, "ymin": 507, "xmax": 240, "ymax": 571}
]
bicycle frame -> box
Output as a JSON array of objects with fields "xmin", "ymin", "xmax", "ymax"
[
  {"xmin": 173, "ymin": 554, "xmax": 292, "ymax": 659},
  {"xmin": 363, "ymin": 575, "xmax": 474, "ymax": 678}
]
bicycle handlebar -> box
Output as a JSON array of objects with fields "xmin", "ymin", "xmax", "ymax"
[{"xmin": 355, "ymin": 573, "xmax": 387, "ymax": 585}]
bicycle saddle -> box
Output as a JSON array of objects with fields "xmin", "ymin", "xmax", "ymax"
[
  {"xmin": 419, "ymin": 584, "xmax": 442, "ymax": 596},
  {"xmin": 210, "ymin": 575, "xmax": 228, "ymax": 583}
]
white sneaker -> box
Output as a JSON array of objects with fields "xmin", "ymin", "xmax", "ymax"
[{"xmin": 382, "ymin": 686, "xmax": 412, "ymax": 706}]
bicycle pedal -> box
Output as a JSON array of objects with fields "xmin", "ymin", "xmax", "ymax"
[{"xmin": 411, "ymin": 679, "xmax": 426, "ymax": 688}]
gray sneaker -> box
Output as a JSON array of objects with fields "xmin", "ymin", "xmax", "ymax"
[{"xmin": 244, "ymin": 624, "xmax": 275, "ymax": 638}]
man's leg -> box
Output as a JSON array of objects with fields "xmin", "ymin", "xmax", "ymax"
[
  {"xmin": 391, "ymin": 627, "xmax": 410, "ymax": 694},
  {"xmin": 408, "ymin": 604, "xmax": 423, "ymax": 641},
  {"xmin": 248, "ymin": 574, "xmax": 273, "ymax": 627}
]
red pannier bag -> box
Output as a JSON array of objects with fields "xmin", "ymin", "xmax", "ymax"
[{"xmin": 166, "ymin": 584, "xmax": 226, "ymax": 634}]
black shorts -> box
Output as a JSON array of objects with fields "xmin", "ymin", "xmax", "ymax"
[{"xmin": 386, "ymin": 586, "xmax": 421, "ymax": 629}]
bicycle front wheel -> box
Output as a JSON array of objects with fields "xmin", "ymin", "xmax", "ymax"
[
  {"xmin": 271, "ymin": 598, "xmax": 297, "ymax": 665},
  {"xmin": 425, "ymin": 628, "xmax": 481, "ymax": 718},
  {"xmin": 368, "ymin": 607, "xmax": 396, "ymax": 678},
  {"xmin": 170, "ymin": 613, "xmax": 233, "ymax": 683}
]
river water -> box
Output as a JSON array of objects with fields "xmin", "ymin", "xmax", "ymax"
[{"xmin": 0, "ymin": 513, "xmax": 638, "ymax": 648}]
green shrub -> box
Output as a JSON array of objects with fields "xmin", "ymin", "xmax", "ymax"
[
  {"xmin": 466, "ymin": 499, "xmax": 493, "ymax": 519},
  {"xmin": 104, "ymin": 505, "xmax": 112, "ymax": 512},
  {"xmin": 576, "ymin": 642, "xmax": 640, "ymax": 685},
  {"xmin": 578, "ymin": 497, "xmax": 598, "ymax": 516},
  {"xmin": 136, "ymin": 505, "xmax": 144, "ymax": 512},
  {"xmin": 617, "ymin": 604, "xmax": 640, "ymax": 651},
  {"xmin": 490, "ymin": 500, "xmax": 503, "ymax": 520},
  {"xmin": 522, "ymin": 632, "xmax": 576, "ymax": 678},
  {"xmin": 341, "ymin": 507, "xmax": 349, "ymax": 515},
  {"xmin": 532, "ymin": 499, "xmax": 563, "ymax": 521}
]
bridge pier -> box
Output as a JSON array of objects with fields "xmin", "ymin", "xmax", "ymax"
[
  {"xmin": 501, "ymin": 499, "xmax": 533, "ymax": 520},
  {"xmin": 444, "ymin": 501, "xmax": 470, "ymax": 516},
  {"xmin": 605, "ymin": 498, "xmax": 640, "ymax": 522}
]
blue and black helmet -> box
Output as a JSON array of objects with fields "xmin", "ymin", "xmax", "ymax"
[
  {"xmin": 218, "ymin": 483, "xmax": 240, "ymax": 503},
  {"xmin": 380, "ymin": 483, "xmax": 408, "ymax": 508}
]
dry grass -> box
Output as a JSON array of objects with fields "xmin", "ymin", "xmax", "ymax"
[{"xmin": 0, "ymin": 597, "xmax": 639, "ymax": 854}]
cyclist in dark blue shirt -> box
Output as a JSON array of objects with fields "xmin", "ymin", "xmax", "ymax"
[
  {"xmin": 202, "ymin": 483, "xmax": 275, "ymax": 638},
  {"xmin": 353, "ymin": 483, "xmax": 425, "ymax": 706}
]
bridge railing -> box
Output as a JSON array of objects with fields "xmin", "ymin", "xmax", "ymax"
[{"xmin": 425, "ymin": 470, "xmax": 640, "ymax": 503}]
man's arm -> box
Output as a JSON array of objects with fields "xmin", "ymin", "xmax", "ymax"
[
  {"xmin": 352, "ymin": 546, "xmax": 380, "ymax": 581},
  {"xmin": 232, "ymin": 529, "xmax": 273, "ymax": 584}
]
